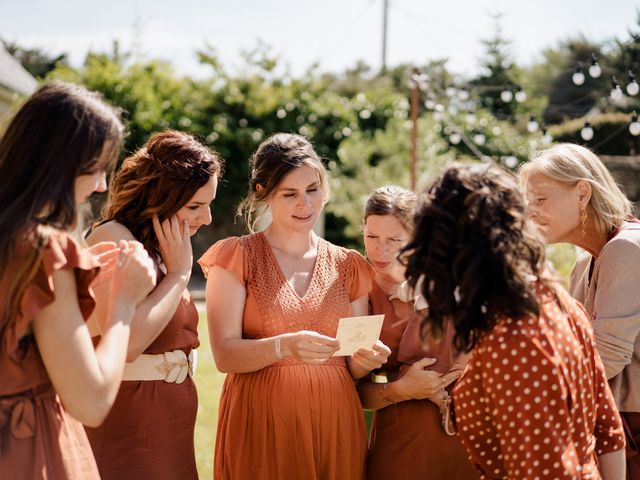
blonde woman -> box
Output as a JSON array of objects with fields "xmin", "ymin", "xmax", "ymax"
[{"xmin": 520, "ymin": 143, "xmax": 639, "ymax": 478}]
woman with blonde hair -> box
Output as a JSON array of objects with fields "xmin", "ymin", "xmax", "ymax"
[
  {"xmin": 357, "ymin": 185, "xmax": 477, "ymax": 480},
  {"xmin": 520, "ymin": 142, "xmax": 640, "ymax": 478}
]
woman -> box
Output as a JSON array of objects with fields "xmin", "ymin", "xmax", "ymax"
[
  {"xmin": 0, "ymin": 81, "xmax": 156, "ymax": 478},
  {"xmin": 404, "ymin": 162, "xmax": 625, "ymax": 478},
  {"xmin": 199, "ymin": 133, "xmax": 390, "ymax": 479},
  {"xmin": 520, "ymin": 143, "xmax": 640, "ymax": 478},
  {"xmin": 84, "ymin": 129, "xmax": 223, "ymax": 479},
  {"xmin": 357, "ymin": 185, "xmax": 478, "ymax": 480}
]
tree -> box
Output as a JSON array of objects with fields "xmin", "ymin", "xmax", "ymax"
[{"xmin": 1, "ymin": 38, "xmax": 67, "ymax": 78}]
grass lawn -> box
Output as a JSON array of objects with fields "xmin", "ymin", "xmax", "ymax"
[{"xmin": 194, "ymin": 312, "xmax": 226, "ymax": 479}]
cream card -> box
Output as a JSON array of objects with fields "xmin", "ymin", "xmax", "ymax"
[{"xmin": 333, "ymin": 314, "xmax": 385, "ymax": 356}]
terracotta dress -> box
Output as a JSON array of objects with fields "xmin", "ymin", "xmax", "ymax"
[
  {"xmin": 366, "ymin": 282, "xmax": 478, "ymax": 480},
  {"xmin": 0, "ymin": 231, "xmax": 101, "ymax": 479},
  {"xmin": 453, "ymin": 282, "xmax": 625, "ymax": 479},
  {"xmin": 85, "ymin": 270, "xmax": 200, "ymax": 480},
  {"xmin": 198, "ymin": 232, "xmax": 373, "ymax": 480}
]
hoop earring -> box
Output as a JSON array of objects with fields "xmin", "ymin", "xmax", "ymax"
[{"xmin": 580, "ymin": 206, "xmax": 588, "ymax": 236}]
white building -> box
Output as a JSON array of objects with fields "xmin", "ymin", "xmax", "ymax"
[{"xmin": 0, "ymin": 44, "xmax": 37, "ymax": 119}]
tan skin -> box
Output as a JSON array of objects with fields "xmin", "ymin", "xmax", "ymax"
[
  {"xmin": 358, "ymin": 214, "xmax": 461, "ymax": 409},
  {"xmin": 32, "ymin": 155, "xmax": 156, "ymax": 428},
  {"xmin": 206, "ymin": 165, "xmax": 390, "ymax": 377},
  {"xmin": 524, "ymin": 170, "xmax": 625, "ymax": 479},
  {"xmin": 87, "ymin": 175, "xmax": 219, "ymax": 361}
]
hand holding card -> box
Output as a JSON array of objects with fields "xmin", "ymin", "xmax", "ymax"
[{"xmin": 333, "ymin": 314, "xmax": 385, "ymax": 356}]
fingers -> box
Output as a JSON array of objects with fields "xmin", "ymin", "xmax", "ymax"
[
  {"xmin": 152, "ymin": 215, "xmax": 164, "ymax": 241},
  {"xmin": 415, "ymin": 357, "xmax": 437, "ymax": 368},
  {"xmin": 182, "ymin": 220, "xmax": 190, "ymax": 241},
  {"xmin": 440, "ymin": 370, "xmax": 462, "ymax": 389},
  {"xmin": 301, "ymin": 331, "xmax": 340, "ymax": 349},
  {"xmin": 87, "ymin": 241, "xmax": 118, "ymax": 257}
]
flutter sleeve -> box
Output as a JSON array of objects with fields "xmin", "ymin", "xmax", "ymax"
[
  {"xmin": 198, "ymin": 237, "xmax": 247, "ymax": 285},
  {"xmin": 345, "ymin": 250, "xmax": 374, "ymax": 301}
]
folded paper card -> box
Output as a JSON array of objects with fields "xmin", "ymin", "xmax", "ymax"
[{"xmin": 333, "ymin": 314, "xmax": 385, "ymax": 356}]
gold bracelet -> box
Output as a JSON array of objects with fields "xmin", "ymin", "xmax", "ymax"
[{"xmin": 379, "ymin": 383, "xmax": 397, "ymax": 404}]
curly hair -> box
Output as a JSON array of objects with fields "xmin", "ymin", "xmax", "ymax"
[
  {"xmin": 99, "ymin": 130, "xmax": 224, "ymax": 260},
  {"xmin": 402, "ymin": 162, "xmax": 548, "ymax": 353}
]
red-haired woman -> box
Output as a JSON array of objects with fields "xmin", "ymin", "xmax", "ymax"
[{"xmin": 84, "ymin": 130, "xmax": 224, "ymax": 479}]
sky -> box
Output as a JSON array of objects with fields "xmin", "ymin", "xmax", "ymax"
[{"xmin": 1, "ymin": 0, "xmax": 638, "ymax": 79}]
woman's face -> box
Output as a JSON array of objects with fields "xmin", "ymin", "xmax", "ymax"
[
  {"xmin": 363, "ymin": 214, "xmax": 411, "ymax": 283},
  {"xmin": 175, "ymin": 175, "xmax": 219, "ymax": 236},
  {"xmin": 267, "ymin": 164, "xmax": 324, "ymax": 232},
  {"xmin": 74, "ymin": 170, "xmax": 107, "ymax": 204},
  {"xmin": 523, "ymin": 170, "xmax": 583, "ymax": 244}
]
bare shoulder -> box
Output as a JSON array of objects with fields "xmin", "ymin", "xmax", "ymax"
[{"xmin": 86, "ymin": 220, "xmax": 136, "ymax": 245}]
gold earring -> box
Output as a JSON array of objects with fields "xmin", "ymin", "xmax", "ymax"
[{"xmin": 580, "ymin": 206, "xmax": 588, "ymax": 236}]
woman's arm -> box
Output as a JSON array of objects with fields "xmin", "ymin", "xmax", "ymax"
[
  {"xmin": 598, "ymin": 449, "xmax": 625, "ymax": 480},
  {"xmin": 33, "ymin": 243, "xmax": 155, "ymax": 427},
  {"xmin": 207, "ymin": 266, "xmax": 340, "ymax": 373},
  {"xmin": 87, "ymin": 218, "xmax": 191, "ymax": 361}
]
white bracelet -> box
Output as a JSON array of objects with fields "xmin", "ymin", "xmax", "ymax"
[{"xmin": 275, "ymin": 336, "xmax": 282, "ymax": 359}]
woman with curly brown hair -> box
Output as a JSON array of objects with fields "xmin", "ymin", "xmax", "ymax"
[
  {"xmin": 84, "ymin": 129, "xmax": 224, "ymax": 479},
  {"xmin": 403, "ymin": 163, "xmax": 626, "ymax": 479}
]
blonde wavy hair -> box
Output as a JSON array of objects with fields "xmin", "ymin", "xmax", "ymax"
[{"xmin": 519, "ymin": 143, "xmax": 632, "ymax": 235}]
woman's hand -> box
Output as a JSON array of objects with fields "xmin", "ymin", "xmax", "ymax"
[
  {"xmin": 110, "ymin": 240, "xmax": 157, "ymax": 307},
  {"xmin": 152, "ymin": 215, "xmax": 193, "ymax": 279},
  {"xmin": 87, "ymin": 241, "xmax": 120, "ymax": 287},
  {"xmin": 348, "ymin": 340, "xmax": 391, "ymax": 379},
  {"xmin": 280, "ymin": 330, "xmax": 340, "ymax": 364},
  {"xmin": 393, "ymin": 358, "xmax": 462, "ymax": 402}
]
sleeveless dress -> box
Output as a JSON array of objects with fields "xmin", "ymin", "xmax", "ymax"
[
  {"xmin": 0, "ymin": 231, "xmax": 101, "ymax": 479},
  {"xmin": 198, "ymin": 232, "xmax": 373, "ymax": 480},
  {"xmin": 366, "ymin": 282, "xmax": 478, "ymax": 480},
  {"xmin": 85, "ymin": 269, "xmax": 200, "ymax": 479}
]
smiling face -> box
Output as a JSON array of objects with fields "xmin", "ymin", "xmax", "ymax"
[
  {"xmin": 364, "ymin": 214, "xmax": 411, "ymax": 283},
  {"xmin": 267, "ymin": 164, "xmax": 324, "ymax": 232},
  {"xmin": 175, "ymin": 175, "xmax": 219, "ymax": 236},
  {"xmin": 523, "ymin": 170, "xmax": 585, "ymax": 244}
]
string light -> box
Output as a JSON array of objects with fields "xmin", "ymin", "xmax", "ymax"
[
  {"xmin": 572, "ymin": 66, "xmax": 585, "ymax": 86},
  {"xmin": 500, "ymin": 89, "xmax": 513, "ymax": 102},
  {"xmin": 630, "ymin": 111, "xmax": 640, "ymax": 136},
  {"xmin": 589, "ymin": 54, "xmax": 602, "ymax": 78},
  {"xmin": 541, "ymin": 127, "xmax": 553, "ymax": 145},
  {"xmin": 473, "ymin": 131, "xmax": 486, "ymax": 146},
  {"xmin": 449, "ymin": 132, "xmax": 462, "ymax": 144},
  {"xmin": 503, "ymin": 155, "xmax": 518, "ymax": 168},
  {"xmin": 610, "ymin": 77, "xmax": 624, "ymax": 101},
  {"xmin": 627, "ymin": 72, "xmax": 639, "ymax": 97},
  {"xmin": 580, "ymin": 121, "xmax": 594, "ymax": 141},
  {"xmin": 515, "ymin": 86, "xmax": 527, "ymax": 103},
  {"xmin": 527, "ymin": 116, "xmax": 539, "ymax": 133}
]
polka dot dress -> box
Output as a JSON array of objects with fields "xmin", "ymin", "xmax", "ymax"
[{"xmin": 453, "ymin": 282, "xmax": 625, "ymax": 479}]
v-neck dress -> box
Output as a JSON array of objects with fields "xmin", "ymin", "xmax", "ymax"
[{"xmin": 199, "ymin": 232, "xmax": 374, "ymax": 480}]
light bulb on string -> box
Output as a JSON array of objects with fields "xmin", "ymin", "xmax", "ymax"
[
  {"xmin": 449, "ymin": 132, "xmax": 462, "ymax": 145},
  {"xmin": 458, "ymin": 90, "xmax": 470, "ymax": 101},
  {"xmin": 581, "ymin": 121, "xmax": 594, "ymax": 141},
  {"xmin": 473, "ymin": 132, "xmax": 486, "ymax": 146},
  {"xmin": 503, "ymin": 156, "xmax": 519, "ymax": 169},
  {"xmin": 572, "ymin": 66, "xmax": 585, "ymax": 86},
  {"xmin": 515, "ymin": 86, "xmax": 527, "ymax": 103},
  {"xmin": 500, "ymin": 89, "xmax": 513, "ymax": 103},
  {"xmin": 627, "ymin": 72, "xmax": 639, "ymax": 97},
  {"xmin": 527, "ymin": 116, "xmax": 539, "ymax": 133},
  {"xmin": 424, "ymin": 99, "xmax": 437, "ymax": 110},
  {"xmin": 589, "ymin": 54, "xmax": 602, "ymax": 78},
  {"xmin": 445, "ymin": 86, "xmax": 457, "ymax": 97},
  {"xmin": 610, "ymin": 77, "xmax": 624, "ymax": 101},
  {"xmin": 541, "ymin": 127, "xmax": 553, "ymax": 145},
  {"xmin": 630, "ymin": 111, "xmax": 640, "ymax": 136}
]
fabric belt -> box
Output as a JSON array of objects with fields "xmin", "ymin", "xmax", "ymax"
[{"xmin": 122, "ymin": 349, "xmax": 197, "ymax": 384}]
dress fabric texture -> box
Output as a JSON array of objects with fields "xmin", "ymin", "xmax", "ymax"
[
  {"xmin": 365, "ymin": 282, "xmax": 478, "ymax": 480},
  {"xmin": 0, "ymin": 231, "xmax": 101, "ymax": 479},
  {"xmin": 453, "ymin": 282, "xmax": 625, "ymax": 479},
  {"xmin": 85, "ymin": 273, "xmax": 200, "ymax": 480},
  {"xmin": 198, "ymin": 232, "xmax": 373, "ymax": 480}
]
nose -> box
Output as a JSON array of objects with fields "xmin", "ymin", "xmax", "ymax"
[
  {"xmin": 95, "ymin": 171, "xmax": 108, "ymax": 193},
  {"xmin": 201, "ymin": 206, "xmax": 212, "ymax": 226}
]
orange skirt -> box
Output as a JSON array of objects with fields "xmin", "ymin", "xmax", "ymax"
[
  {"xmin": 215, "ymin": 360, "xmax": 366, "ymax": 480},
  {"xmin": 366, "ymin": 398, "xmax": 478, "ymax": 480}
]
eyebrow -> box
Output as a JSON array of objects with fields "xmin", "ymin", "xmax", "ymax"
[
  {"xmin": 188, "ymin": 201, "xmax": 208, "ymax": 205},
  {"xmin": 278, "ymin": 182, "xmax": 320, "ymax": 192}
]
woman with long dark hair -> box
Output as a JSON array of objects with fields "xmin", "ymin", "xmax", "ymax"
[
  {"xmin": 404, "ymin": 163, "xmax": 626, "ymax": 478},
  {"xmin": 84, "ymin": 129, "xmax": 223, "ymax": 479},
  {"xmin": 0, "ymin": 81, "xmax": 156, "ymax": 479}
]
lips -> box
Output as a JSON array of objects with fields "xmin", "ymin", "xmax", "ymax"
[
  {"xmin": 292, "ymin": 214, "xmax": 313, "ymax": 221},
  {"xmin": 373, "ymin": 260, "xmax": 391, "ymax": 270}
]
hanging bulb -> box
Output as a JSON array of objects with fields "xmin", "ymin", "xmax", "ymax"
[
  {"xmin": 473, "ymin": 132, "xmax": 486, "ymax": 145},
  {"xmin": 610, "ymin": 77, "xmax": 624, "ymax": 101},
  {"xmin": 424, "ymin": 99, "xmax": 437, "ymax": 110},
  {"xmin": 527, "ymin": 116, "xmax": 539, "ymax": 133},
  {"xmin": 572, "ymin": 66, "xmax": 585, "ymax": 86},
  {"xmin": 500, "ymin": 89, "xmax": 513, "ymax": 102},
  {"xmin": 630, "ymin": 111, "xmax": 640, "ymax": 136},
  {"xmin": 458, "ymin": 90, "xmax": 470, "ymax": 101},
  {"xmin": 515, "ymin": 86, "xmax": 527, "ymax": 103},
  {"xmin": 541, "ymin": 127, "xmax": 553, "ymax": 145},
  {"xmin": 627, "ymin": 72, "xmax": 639, "ymax": 97},
  {"xmin": 589, "ymin": 54, "xmax": 602, "ymax": 78},
  {"xmin": 503, "ymin": 156, "xmax": 519, "ymax": 169},
  {"xmin": 446, "ymin": 86, "xmax": 457, "ymax": 97},
  {"xmin": 449, "ymin": 132, "xmax": 462, "ymax": 145},
  {"xmin": 581, "ymin": 121, "xmax": 594, "ymax": 141}
]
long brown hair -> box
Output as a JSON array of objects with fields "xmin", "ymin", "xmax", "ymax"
[
  {"xmin": 99, "ymin": 130, "xmax": 224, "ymax": 260},
  {"xmin": 402, "ymin": 163, "xmax": 548, "ymax": 352},
  {"xmin": 364, "ymin": 185, "xmax": 417, "ymax": 234},
  {"xmin": 0, "ymin": 81, "xmax": 124, "ymax": 323}
]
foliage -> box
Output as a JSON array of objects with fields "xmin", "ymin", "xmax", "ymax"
[{"xmin": 1, "ymin": 38, "xmax": 68, "ymax": 79}]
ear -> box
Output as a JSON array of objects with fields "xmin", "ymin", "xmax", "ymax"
[
  {"xmin": 255, "ymin": 183, "xmax": 264, "ymax": 193},
  {"xmin": 575, "ymin": 180, "xmax": 592, "ymax": 207}
]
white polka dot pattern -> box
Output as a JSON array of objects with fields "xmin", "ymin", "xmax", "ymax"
[{"xmin": 453, "ymin": 283, "xmax": 625, "ymax": 478}]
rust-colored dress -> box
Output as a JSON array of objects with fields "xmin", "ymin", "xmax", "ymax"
[
  {"xmin": 198, "ymin": 232, "xmax": 373, "ymax": 480},
  {"xmin": 366, "ymin": 282, "xmax": 478, "ymax": 480},
  {"xmin": 454, "ymin": 282, "xmax": 626, "ymax": 479},
  {"xmin": 0, "ymin": 231, "xmax": 101, "ymax": 479},
  {"xmin": 85, "ymin": 271, "xmax": 200, "ymax": 479}
]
